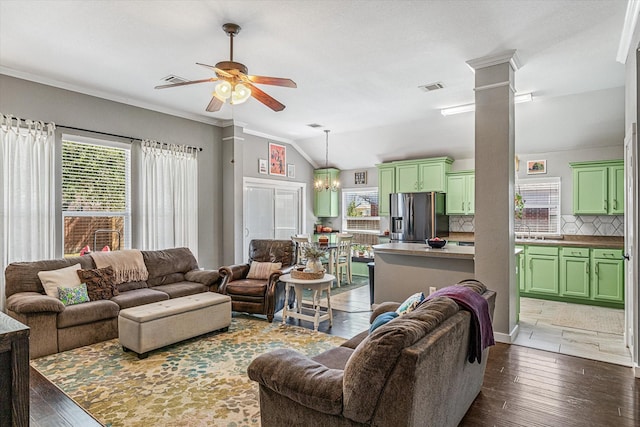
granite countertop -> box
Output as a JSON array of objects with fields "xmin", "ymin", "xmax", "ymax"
[
  {"xmin": 445, "ymin": 232, "xmax": 624, "ymax": 250},
  {"xmin": 372, "ymin": 242, "xmax": 523, "ymax": 260}
]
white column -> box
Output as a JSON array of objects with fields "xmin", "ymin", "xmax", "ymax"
[{"xmin": 467, "ymin": 50, "xmax": 520, "ymax": 342}]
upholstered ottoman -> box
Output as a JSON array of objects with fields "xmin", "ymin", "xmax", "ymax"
[{"xmin": 118, "ymin": 292, "xmax": 231, "ymax": 358}]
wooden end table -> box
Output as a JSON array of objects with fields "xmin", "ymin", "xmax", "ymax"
[{"xmin": 280, "ymin": 273, "xmax": 335, "ymax": 331}]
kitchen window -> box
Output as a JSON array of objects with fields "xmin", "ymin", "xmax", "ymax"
[
  {"xmin": 341, "ymin": 188, "xmax": 380, "ymax": 234},
  {"xmin": 515, "ymin": 177, "xmax": 561, "ymax": 237},
  {"xmin": 62, "ymin": 135, "xmax": 131, "ymax": 255}
]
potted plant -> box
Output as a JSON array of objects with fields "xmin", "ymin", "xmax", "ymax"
[
  {"xmin": 514, "ymin": 193, "xmax": 525, "ymax": 220},
  {"xmin": 303, "ymin": 245, "xmax": 326, "ymax": 273}
]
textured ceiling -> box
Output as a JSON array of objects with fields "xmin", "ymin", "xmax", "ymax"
[{"xmin": 0, "ymin": 0, "xmax": 628, "ymax": 169}]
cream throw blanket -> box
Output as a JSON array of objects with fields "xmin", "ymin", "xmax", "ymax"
[{"xmin": 91, "ymin": 250, "xmax": 149, "ymax": 284}]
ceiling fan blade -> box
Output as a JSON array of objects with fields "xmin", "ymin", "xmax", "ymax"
[
  {"xmin": 206, "ymin": 95, "xmax": 224, "ymax": 112},
  {"xmin": 154, "ymin": 78, "xmax": 217, "ymax": 89},
  {"xmin": 196, "ymin": 62, "xmax": 234, "ymax": 78},
  {"xmin": 243, "ymin": 82, "xmax": 286, "ymax": 112},
  {"xmin": 246, "ymin": 75, "xmax": 297, "ymax": 88}
]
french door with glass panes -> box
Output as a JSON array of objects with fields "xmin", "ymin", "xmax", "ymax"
[{"xmin": 243, "ymin": 178, "xmax": 306, "ymax": 262}]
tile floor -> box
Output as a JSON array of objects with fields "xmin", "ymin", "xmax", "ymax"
[{"xmin": 514, "ymin": 297, "xmax": 632, "ymax": 366}]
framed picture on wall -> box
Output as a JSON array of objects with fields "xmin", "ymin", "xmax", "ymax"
[
  {"xmin": 269, "ymin": 143, "xmax": 286, "ymax": 176},
  {"xmin": 259, "ymin": 158, "xmax": 268, "ymax": 174},
  {"xmin": 287, "ymin": 164, "xmax": 295, "ymax": 178},
  {"xmin": 354, "ymin": 171, "xmax": 367, "ymax": 185},
  {"xmin": 527, "ymin": 160, "xmax": 547, "ymax": 175}
]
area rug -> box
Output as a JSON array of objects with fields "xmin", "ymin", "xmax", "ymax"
[
  {"xmin": 31, "ymin": 314, "xmax": 346, "ymax": 427},
  {"xmin": 552, "ymin": 304, "xmax": 624, "ymax": 334}
]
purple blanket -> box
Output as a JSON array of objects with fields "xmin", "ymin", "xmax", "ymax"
[{"xmin": 426, "ymin": 285, "xmax": 495, "ymax": 363}]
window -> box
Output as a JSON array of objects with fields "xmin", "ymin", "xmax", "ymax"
[
  {"xmin": 515, "ymin": 177, "xmax": 561, "ymax": 237},
  {"xmin": 342, "ymin": 188, "xmax": 380, "ymax": 234},
  {"xmin": 62, "ymin": 136, "xmax": 131, "ymax": 255}
]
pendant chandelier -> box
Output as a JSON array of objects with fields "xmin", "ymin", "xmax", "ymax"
[{"xmin": 314, "ymin": 130, "xmax": 339, "ymax": 192}]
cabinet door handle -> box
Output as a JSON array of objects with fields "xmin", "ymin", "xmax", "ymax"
[
  {"xmin": 414, "ymin": 182, "xmax": 418, "ymax": 190},
  {"xmin": 586, "ymin": 264, "xmax": 589, "ymax": 275},
  {"xmin": 595, "ymin": 264, "xmax": 599, "ymax": 275},
  {"xmin": 529, "ymin": 259, "xmax": 532, "ymax": 270},
  {"xmin": 461, "ymin": 202, "xmax": 465, "ymax": 210},
  {"xmin": 604, "ymin": 200, "xmax": 607, "ymax": 211},
  {"xmin": 420, "ymin": 181, "xmax": 424, "ymax": 189},
  {"xmin": 613, "ymin": 199, "xmax": 617, "ymax": 210},
  {"xmin": 467, "ymin": 201, "xmax": 471, "ymax": 211}
]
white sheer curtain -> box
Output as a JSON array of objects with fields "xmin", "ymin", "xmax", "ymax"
[
  {"xmin": 140, "ymin": 140, "xmax": 199, "ymax": 258},
  {"xmin": 1, "ymin": 114, "xmax": 56, "ymax": 311}
]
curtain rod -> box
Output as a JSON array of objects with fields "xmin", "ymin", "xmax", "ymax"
[{"xmin": 57, "ymin": 124, "xmax": 203, "ymax": 152}]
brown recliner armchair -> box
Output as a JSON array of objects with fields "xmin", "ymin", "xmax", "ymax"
[{"xmin": 218, "ymin": 239, "xmax": 296, "ymax": 322}]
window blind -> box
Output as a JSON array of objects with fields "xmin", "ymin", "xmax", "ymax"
[
  {"xmin": 62, "ymin": 139, "xmax": 131, "ymax": 254},
  {"xmin": 342, "ymin": 188, "xmax": 380, "ymax": 232},
  {"xmin": 516, "ymin": 178, "xmax": 561, "ymax": 235}
]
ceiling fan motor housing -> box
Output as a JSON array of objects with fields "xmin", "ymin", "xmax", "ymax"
[{"xmin": 215, "ymin": 61, "xmax": 248, "ymax": 76}]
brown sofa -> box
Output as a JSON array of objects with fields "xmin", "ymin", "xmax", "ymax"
[
  {"xmin": 4, "ymin": 247, "xmax": 220, "ymax": 358},
  {"xmin": 248, "ymin": 281, "xmax": 496, "ymax": 427},
  {"xmin": 218, "ymin": 239, "xmax": 296, "ymax": 322}
]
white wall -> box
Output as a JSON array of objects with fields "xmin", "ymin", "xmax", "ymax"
[{"xmin": 0, "ymin": 74, "xmax": 224, "ymax": 268}]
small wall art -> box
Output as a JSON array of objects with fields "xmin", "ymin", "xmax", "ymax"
[
  {"xmin": 354, "ymin": 171, "xmax": 367, "ymax": 185},
  {"xmin": 259, "ymin": 158, "xmax": 268, "ymax": 174},
  {"xmin": 287, "ymin": 163, "xmax": 295, "ymax": 178},
  {"xmin": 269, "ymin": 143, "xmax": 286, "ymax": 176},
  {"xmin": 527, "ymin": 160, "xmax": 547, "ymax": 175}
]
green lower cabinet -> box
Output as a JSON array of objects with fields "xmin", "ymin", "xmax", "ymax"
[
  {"xmin": 591, "ymin": 256, "xmax": 624, "ymax": 303},
  {"xmin": 560, "ymin": 256, "xmax": 590, "ymax": 298},
  {"xmin": 525, "ymin": 247, "xmax": 559, "ymax": 295},
  {"xmin": 516, "ymin": 246, "xmax": 525, "ymax": 292}
]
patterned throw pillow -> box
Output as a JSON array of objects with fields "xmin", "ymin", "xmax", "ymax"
[
  {"xmin": 58, "ymin": 283, "xmax": 90, "ymax": 306},
  {"xmin": 77, "ymin": 266, "xmax": 119, "ymax": 301},
  {"xmin": 396, "ymin": 292, "xmax": 425, "ymax": 316},
  {"xmin": 246, "ymin": 261, "xmax": 282, "ymax": 280}
]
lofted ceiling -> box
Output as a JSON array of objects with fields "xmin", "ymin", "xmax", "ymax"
[{"xmin": 0, "ymin": 0, "xmax": 628, "ymax": 170}]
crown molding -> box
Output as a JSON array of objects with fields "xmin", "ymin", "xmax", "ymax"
[
  {"xmin": 0, "ymin": 66, "xmax": 225, "ymax": 126},
  {"xmin": 466, "ymin": 49, "xmax": 521, "ymax": 71},
  {"xmin": 616, "ymin": 0, "xmax": 640, "ymax": 64}
]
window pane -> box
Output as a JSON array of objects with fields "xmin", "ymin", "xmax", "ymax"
[
  {"xmin": 515, "ymin": 178, "xmax": 561, "ymax": 235},
  {"xmin": 342, "ymin": 189, "xmax": 380, "ymax": 233},
  {"xmin": 62, "ymin": 139, "xmax": 131, "ymax": 255}
]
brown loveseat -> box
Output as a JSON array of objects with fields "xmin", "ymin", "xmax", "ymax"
[
  {"xmin": 4, "ymin": 247, "xmax": 220, "ymax": 358},
  {"xmin": 218, "ymin": 239, "xmax": 296, "ymax": 322},
  {"xmin": 248, "ymin": 281, "xmax": 496, "ymax": 427}
]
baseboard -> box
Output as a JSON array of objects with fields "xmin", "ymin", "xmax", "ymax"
[
  {"xmin": 634, "ymin": 363, "xmax": 640, "ymax": 378},
  {"xmin": 494, "ymin": 323, "xmax": 519, "ymax": 344}
]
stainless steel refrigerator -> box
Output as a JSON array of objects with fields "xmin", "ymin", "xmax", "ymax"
[{"xmin": 389, "ymin": 192, "xmax": 449, "ymax": 242}]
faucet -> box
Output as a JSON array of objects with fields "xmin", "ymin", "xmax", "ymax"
[{"xmin": 515, "ymin": 224, "xmax": 531, "ymax": 240}]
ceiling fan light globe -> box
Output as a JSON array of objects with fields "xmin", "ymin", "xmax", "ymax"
[
  {"xmin": 231, "ymin": 83, "xmax": 251, "ymax": 104},
  {"xmin": 215, "ymin": 81, "xmax": 232, "ymax": 100}
]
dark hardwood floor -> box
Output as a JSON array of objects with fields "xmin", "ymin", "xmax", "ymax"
[{"xmin": 29, "ymin": 287, "xmax": 639, "ymax": 426}]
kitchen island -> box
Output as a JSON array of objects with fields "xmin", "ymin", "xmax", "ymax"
[{"xmin": 372, "ymin": 242, "xmax": 521, "ymax": 303}]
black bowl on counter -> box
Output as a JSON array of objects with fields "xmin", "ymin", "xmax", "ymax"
[{"xmin": 426, "ymin": 238, "xmax": 447, "ymax": 249}]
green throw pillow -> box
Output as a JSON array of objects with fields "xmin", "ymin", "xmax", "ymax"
[
  {"xmin": 396, "ymin": 292, "xmax": 425, "ymax": 316},
  {"xmin": 58, "ymin": 283, "xmax": 90, "ymax": 306}
]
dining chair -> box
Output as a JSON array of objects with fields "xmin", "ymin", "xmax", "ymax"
[
  {"xmin": 291, "ymin": 235, "xmax": 312, "ymax": 265},
  {"xmin": 334, "ymin": 233, "xmax": 353, "ymax": 287}
]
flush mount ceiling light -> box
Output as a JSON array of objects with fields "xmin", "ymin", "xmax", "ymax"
[
  {"xmin": 440, "ymin": 92, "xmax": 533, "ymax": 116},
  {"xmin": 314, "ymin": 130, "xmax": 339, "ymax": 192}
]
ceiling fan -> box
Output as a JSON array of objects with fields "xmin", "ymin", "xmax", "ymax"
[{"xmin": 155, "ymin": 23, "xmax": 297, "ymax": 112}]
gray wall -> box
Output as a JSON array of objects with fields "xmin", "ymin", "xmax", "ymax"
[
  {"xmin": 240, "ymin": 130, "xmax": 316, "ymax": 234},
  {"xmin": 0, "ymin": 74, "xmax": 223, "ymax": 268}
]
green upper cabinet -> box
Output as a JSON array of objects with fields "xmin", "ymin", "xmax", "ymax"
[
  {"xmin": 569, "ymin": 160, "xmax": 624, "ymax": 215},
  {"xmin": 314, "ymin": 168, "xmax": 340, "ymax": 217},
  {"xmin": 377, "ymin": 165, "xmax": 395, "ymax": 217},
  {"xmin": 379, "ymin": 157, "xmax": 453, "ymax": 195},
  {"xmin": 446, "ymin": 170, "xmax": 474, "ymax": 215},
  {"xmin": 610, "ymin": 164, "xmax": 624, "ymax": 214}
]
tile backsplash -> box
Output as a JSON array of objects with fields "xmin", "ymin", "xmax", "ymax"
[{"xmin": 449, "ymin": 215, "xmax": 624, "ymax": 237}]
